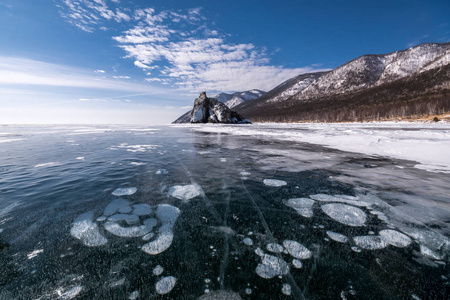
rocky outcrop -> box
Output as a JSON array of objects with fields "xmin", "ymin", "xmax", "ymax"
[{"xmin": 190, "ymin": 92, "xmax": 251, "ymax": 124}]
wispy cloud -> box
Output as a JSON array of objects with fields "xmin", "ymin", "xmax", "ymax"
[
  {"xmin": 0, "ymin": 56, "xmax": 170, "ymax": 95},
  {"xmin": 57, "ymin": 1, "xmax": 329, "ymax": 93}
]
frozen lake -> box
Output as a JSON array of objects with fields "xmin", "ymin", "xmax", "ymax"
[{"xmin": 0, "ymin": 124, "xmax": 449, "ymax": 299}]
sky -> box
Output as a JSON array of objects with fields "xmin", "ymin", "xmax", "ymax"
[{"xmin": 0, "ymin": 0, "xmax": 449, "ymax": 124}]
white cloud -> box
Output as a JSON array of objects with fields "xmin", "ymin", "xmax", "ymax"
[
  {"xmin": 95, "ymin": 69, "xmax": 105, "ymax": 73},
  {"xmin": 0, "ymin": 56, "xmax": 171, "ymax": 95},
  {"xmin": 112, "ymin": 75, "xmax": 130, "ymax": 79}
]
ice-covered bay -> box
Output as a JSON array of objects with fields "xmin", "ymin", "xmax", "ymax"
[{"xmin": 0, "ymin": 124, "xmax": 449, "ymax": 299}]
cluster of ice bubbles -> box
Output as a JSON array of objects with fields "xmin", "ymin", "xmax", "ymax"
[
  {"xmin": 282, "ymin": 192, "xmax": 449, "ymax": 260},
  {"xmin": 70, "ymin": 184, "xmax": 204, "ymax": 296}
]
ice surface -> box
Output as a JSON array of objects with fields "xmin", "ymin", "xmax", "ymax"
[
  {"xmin": 103, "ymin": 199, "xmax": 131, "ymax": 216},
  {"xmin": 155, "ymin": 276, "xmax": 176, "ymax": 294},
  {"xmin": 132, "ymin": 204, "xmax": 152, "ymax": 216},
  {"xmin": 379, "ymin": 229, "xmax": 412, "ymax": 248},
  {"xmin": 282, "ymin": 283, "xmax": 292, "ymax": 296},
  {"xmin": 71, "ymin": 212, "xmax": 107, "ymax": 247},
  {"xmin": 321, "ymin": 203, "xmax": 367, "ymax": 227},
  {"xmin": 34, "ymin": 162, "xmax": 59, "ymax": 168},
  {"xmin": 142, "ymin": 204, "xmax": 180, "ymax": 255},
  {"xmin": 104, "ymin": 218, "xmax": 156, "ymax": 238},
  {"xmin": 256, "ymin": 254, "xmax": 289, "ymax": 279},
  {"xmin": 326, "ymin": 231, "xmax": 349, "ymax": 243},
  {"xmin": 240, "ymin": 171, "xmax": 251, "ymax": 176},
  {"xmin": 168, "ymin": 184, "xmax": 203, "ymax": 201},
  {"xmin": 153, "ymin": 265, "xmax": 164, "ymax": 276},
  {"xmin": 192, "ymin": 122, "xmax": 450, "ymax": 173},
  {"xmin": 310, "ymin": 194, "xmax": 369, "ymax": 207},
  {"xmin": 284, "ymin": 198, "xmax": 315, "ymax": 218},
  {"xmin": 266, "ymin": 243, "xmax": 284, "ymax": 253},
  {"xmin": 118, "ymin": 206, "xmax": 132, "ymax": 213},
  {"xmin": 107, "ymin": 214, "xmax": 139, "ymax": 225},
  {"xmin": 283, "ymin": 240, "xmax": 312, "ymax": 259},
  {"xmin": 243, "ymin": 237, "xmax": 253, "ymax": 246},
  {"xmin": 198, "ymin": 290, "xmax": 243, "ymax": 299},
  {"xmin": 130, "ymin": 162, "xmax": 146, "ymax": 166},
  {"xmin": 112, "ymin": 187, "xmax": 137, "ymax": 196},
  {"xmin": 220, "ymin": 158, "xmax": 227, "ymax": 162},
  {"xmin": 353, "ymin": 236, "xmax": 388, "ymax": 250},
  {"xmin": 263, "ymin": 179, "xmax": 287, "ymax": 187}
]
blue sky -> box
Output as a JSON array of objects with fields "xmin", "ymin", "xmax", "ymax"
[{"xmin": 0, "ymin": 0, "xmax": 449, "ymax": 124}]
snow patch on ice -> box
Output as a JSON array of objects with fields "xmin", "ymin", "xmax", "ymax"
[
  {"xmin": 168, "ymin": 184, "xmax": 203, "ymax": 202},
  {"xmin": 263, "ymin": 179, "xmax": 287, "ymax": 187},
  {"xmin": 27, "ymin": 249, "xmax": 44, "ymax": 259},
  {"xmin": 57, "ymin": 285, "xmax": 83, "ymax": 299},
  {"xmin": 34, "ymin": 162, "xmax": 59, "ymax": 168},
  {"xmin": 155, "ymin": 169, "xmax": 169, "ymax": 175},
  {"xmin": 71, "ymin": 212, "xmax": 107, "ymax": 246},
  {"xmin": 321, "ymin": 203, "xmax": 367, "ymax": 227},
  {"xmin": 104, "ymin": 218, "xmax": 156, "ymax": 238},
  {"xmin": 155, "ymin": 276, "xmax": 176, "ymax": 294},
  {"xmin": 292, "ymin": 259, "xmax": 303, "ymax": 268}
]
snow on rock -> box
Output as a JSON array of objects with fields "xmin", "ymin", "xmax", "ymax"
[
  {"xmin": 326, "ymin": 231, "xmax": 349, "ymax": 243},
  {"xmin": 321, "ymin": 203, "xmax": 367, "ymax": 227},
  {"xmin": 283, "ymin": 240, "xmax": 312, "ymax": 259},
  {"xmin": 142, "ymin": 204, "xmax": 180, "ymax": 255},
  {"xmin": 263, "ymin": 179, "xmax": 287, "ymax": 187},
  {"xmin": 284, "ymin": 198, "xmax": 315, "ymax": 218},
  {"xmin": 256, "ymin": 254, "xmax": 290, "ymax": 279},
  {"xmin": 112, "ymin": 187, "xmax": 137, "ymax": 196},
  {"xmin": 132, "ymin": 204, "xmax": 152, "ymax": 216},
  {"xmin": 71, "ymin": 212, "xmax": 107, "ymax": 247},
  {"xmin": 155, "ymin": 276, "xmax": 176, "ymax": 294},
  {"xmin": 353, "ymin": 235, "xmax": 388, "ymax": 250},
  {"xmin": 379, "ymin": 229, "xmax": 412, "ymax": 248},
  {"xmin": 168, "ymin": 184, "xmax": 203, "ymax": 202},
  {"xmin": 266, "ymin": 243, "xmax": 284, "ymax": 253}
]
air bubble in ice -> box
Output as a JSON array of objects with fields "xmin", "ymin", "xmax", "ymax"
[
  {"xmin": 104, "ymin": 218, "xmax": 156, "ymax": 238},
  {"xmin": 282, "ymin": 283, "xmax": 292, "ymax": 296},
  {"xmin": 326, "ymin": 231, "xmax": 348, "ymax": 243},
  {"xmin": 283, "ymin": 240, "xmax": 312, "ymax": 259},
  {"xmin": 256, "ymin": 254, "xmax": 289, "ymax": 279},
  {"xmin": 379, "ymin": 229, "xmax": 412, "ymax": 248},
  {"xmin": 243, "ymin": 237, "xmax": 253, "ymax": 246},
  {"xmin": 132, "ymin": 204, "xmax": 152, "ymax": 216},
  {"xmin": 168, "ymin": 184, "xmax": 203, "ymax": 202},
  {"xmin": 292, "ymin": 259, "xmax": 302, "ymax": 268},
  {"xmin": 118, "ymin": 206, "xmax": 132, "ymax": 214},
  {"xmin": 155, "ymin": 276, "xmax": 176, "ymax": 294},
  {"xmin": 255, "ymin": 247, "xmax": 264, "ymax": 257},
  {"xmin": 266, "ymin": 243, "xmax": 284, "ymax": 253},
  {"xmin": 108, "ymin": 214, "xmax": 139, "ymax": 225},
  {"xmin": 153, "ymin": 265, "xmax": 164, "ymax": 276},
  {"xmin": 103, "ymin": 199, "xmax": 131, "ymax": 216},
  {"xmin": 142, "ymin": 233, "xmax": 155, "ymax": 241},
  {"xmin": 112, "ymin": 187, "xmax": 137, "ymax": 196},
  {"xmin": 245, "ymin": 288, "xmax": 252, "ymax": 294},
  {"xmin": 59, "ymin": 286, "xmax": 83, "ymax": 299},
  {"xmin": 142, "ymin": 205, "xmax": 180, "ymax": 255},
  {"xmin": 321, "ymin": 203, "xmax": 366, "ymax": 227},
  {"xmin": 129, "ymin": 291, "xmax": 139, "ymax": 300},
  {"xmin": 71, "ymin": 212, "xmax": 107, "ymax": 246},
  {"xmin": 284, "ymin": 198, "xmax": 315, "ymax": 218},
  {"xmin": 263, "ymin": 179, "xmax": 287, "ymax": 187},
  {"xmin": 353, "ymin": 235, "xmax": 388, "ymax": 250}
]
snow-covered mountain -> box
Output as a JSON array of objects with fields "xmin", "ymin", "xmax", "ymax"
[
  {"xmin": 235, "ymin": 42, "xmax": 450, "ymax": 122},
  {"xmin": 172, "ymin": 89, "xmax": 265, "ymax": 123},
  {"xmin": 215, "ymin": 89, "xmax": 265, "ymax": 108}
]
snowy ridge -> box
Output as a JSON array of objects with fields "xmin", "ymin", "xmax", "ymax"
[
  {"xmin": 215, "ymin": 89, "xmax": 265, "ymax": 108},
  {"xmin": 297, "ymin": 43, "xmax": 450, "ymax": 100}
]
